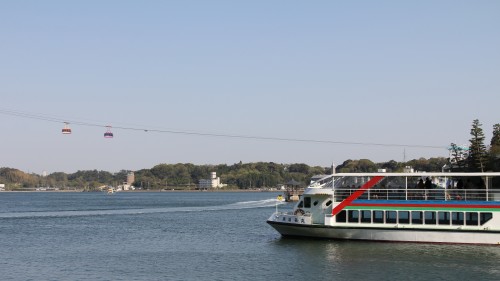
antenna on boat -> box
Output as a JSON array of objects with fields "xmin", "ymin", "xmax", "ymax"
[{"xmin": 332, "ymin": 162, "xmax": 336, "ymax": 174}]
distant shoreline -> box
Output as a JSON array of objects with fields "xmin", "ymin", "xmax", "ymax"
[{"xmin": 0, "ymin": 189, "xmax": 282, "ymax": 193}]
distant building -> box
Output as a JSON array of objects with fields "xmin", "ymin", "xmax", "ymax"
[
  {"xmin": 403, "ymin": 166, "xmax": 414, "ymax": 173},
  {"xmin": 198, "ymin": 172, "xmax": 226, "ymax": 189},
  {"xmin": 127, "ymin": 172, "xmax": 135, "ymax": 185},
  {"xmin": 118, "ymin": 171, "xmax": 135, "ymax": 191}
]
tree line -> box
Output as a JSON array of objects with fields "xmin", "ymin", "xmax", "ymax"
[
  {"xmin": 0, "ymin": 160, "xmax": 444, "ymax": 191},
  {"xmin": 1, "ymin": 119, "xmax": 498, "ymax": 190}
]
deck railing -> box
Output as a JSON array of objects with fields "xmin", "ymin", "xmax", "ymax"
[{"xmin": 334, "ymin": 188, "xmax": 500, "ymax": 202}]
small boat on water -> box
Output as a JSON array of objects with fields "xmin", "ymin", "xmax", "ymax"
[{"xmin": 267, "ymin": 172, "xmax": 500, "ymax": 245}]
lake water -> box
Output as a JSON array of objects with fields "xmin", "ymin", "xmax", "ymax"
[{"xmin": 1, "ymin": 191, "xmax": 499, "ymax": 281}]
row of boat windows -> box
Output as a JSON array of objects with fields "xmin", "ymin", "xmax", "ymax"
[{"xmin": 335, "ymin": 210, "xmax": 493, "ymax": 226}]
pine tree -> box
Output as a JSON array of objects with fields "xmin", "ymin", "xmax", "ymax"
[
  {"xmin": 490, "ymin": 123, "xmax": 500, "ymax": 171},
  {"xmin": 491, "ymin": 124, "xmax": 500, "ymax": 147},
  {"xmin": 449, "ymin": 143, "xmax": 467, "ymax": 171},
  {"xmin": 468, "ymin": 119, "xmax": 488, "ymax": 172}
]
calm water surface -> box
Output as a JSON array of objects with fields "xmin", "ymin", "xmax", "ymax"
[{"xmin": 0, "ymin": 192, "xmax": 499, "ymax": 281}]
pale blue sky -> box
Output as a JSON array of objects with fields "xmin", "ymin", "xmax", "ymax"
[{"xmin": 1, "ymin": 1, "xmax": 499, "ymax": 173}]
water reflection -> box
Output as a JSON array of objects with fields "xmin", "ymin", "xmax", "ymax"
[{"xmin": 271, "ymin": 238, "xmax": 500, "ymax": 281}]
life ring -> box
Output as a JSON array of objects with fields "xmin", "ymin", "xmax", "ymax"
[{"xmin": 294, "ymin": 208, "xmax": 305, "ymax": 216}]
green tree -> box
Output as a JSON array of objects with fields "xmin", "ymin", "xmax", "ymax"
[
  {"xmin": 288, "ymin": 163, "xmax": 309, "ymax": 174},
  {"xmin": 492, "ymin": 124, "xmax": 500, "ymax": 147},
  {"xmin": 150, "ymin": 164, "xmax": 172, "ymax": 180},
  {"xmin": 449, "ymin": 143, "xmax": 468, "ymax": 171},
  {"xmin": 114, "ymin": 170, "xmax": 129, "ymax": 183},
  {"xmin": 380, "ymin": 160, "xmax": 400, "ymax": 172},
  {"xmin": 468, "ymin": 119, "xmax": 488, "ymax": 172},
  {"xmin": 406, "ymin": 158, "xmax": 429, "ymax": 172},
  {"xmin": 490, "ymin": 123, "xmax": 500, "ymax": 171},
  {"xmin": 337, "ymin": 159, "xmax": 377, "ymax": 173},
  {"xmin": 172, "ymin": 163, "xmax": 191, "ymax": 185}
]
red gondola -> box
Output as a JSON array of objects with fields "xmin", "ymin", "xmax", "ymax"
[
  {"xmin": 62, "ymin": 122, "xmax": 72, "ymax": 134},
  {"xmin": 104, "ymin": 126, "xmax": 114, "ymax": 138}
]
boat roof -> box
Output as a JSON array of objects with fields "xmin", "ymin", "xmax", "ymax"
[{"xmin": 331, "ymin": 172, "xmax": 500, "ymax": 177}]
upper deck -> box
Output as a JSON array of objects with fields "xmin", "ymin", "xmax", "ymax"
[{"xmin": 307, "ymin": 172, "xmax": 500, "ymax": 203}]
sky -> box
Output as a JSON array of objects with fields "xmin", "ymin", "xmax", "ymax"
[{"xmin": 1, "ymin": 1, "xmax": 499, "ymax": 174}]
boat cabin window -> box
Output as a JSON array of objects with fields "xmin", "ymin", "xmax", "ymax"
[
  {"xmin": 452, "ymin": 212, "xmax": 464, "ymax": 226},
  {"xmin": 335, "ymin": 209, "xmax": 493, "ymax": 227},
  {"xmin": 304, "ymin": 197, "xmax": 311, "ymax": 208},
  {"xmin": 313, "ymin": 200, "xmax": 319, "ymax": 206},
  {"xmin": 336, "ymin": 210, "xmax": 347, "ymax": 223},
  {"xmin": 297, "ymin": 201, "xmax": 304, "ymax": 208},
  {"xmin": 425, "ymin": 211, "xmax": 436, "ymax": 225},
  {"xmin": 361, "ymin": 210, "xmax": 371, "ymax": 223},
  {"xmin": 348, "ymin": 210, "xmax": 359, "ymax": 223},
  {"xmin": 373, "ymin": 211, "xmax": 384, "ymax": 223},
  {"xmin": 465, "ymin": 212, "xmax": 478, "ymax": 226},
  {"xmin": 398, "ymin": 211, "xmax": 410, "ymax": 224},
  {"xmin": 438, "ymin": 212, "xmax": 450, "ymax": 225},
  {"xmin": 411, "ymin": 211, "xmax": 423, "ymax": 224},
  {"xmin": 480, "ymin": 213, "xmax": 493, "ymax": 225},
  {"xmin": 325, "ymin": 200, "xmax": 332, "ymax": 207},
  {"xmin": 386, "ymin": 211, "xmax": 397, "ymax": 224}
]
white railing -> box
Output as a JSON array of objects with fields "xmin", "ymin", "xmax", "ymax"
[{"xmin": 333, "ymin": 188, "xmax": 500, "ymax": 202}]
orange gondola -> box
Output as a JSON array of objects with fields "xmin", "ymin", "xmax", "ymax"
[{"xmin": 62, "ymin": 122, "xmax": 72, "ymax": 134}]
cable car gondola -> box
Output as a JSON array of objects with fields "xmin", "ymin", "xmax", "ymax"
[
  {"xmin": 104, "ymin": 126, "xmax": 114, "ymax": 138},
  {"xmin": 62, "ymin": 122, "xmax": 72, "ymax": 134}
]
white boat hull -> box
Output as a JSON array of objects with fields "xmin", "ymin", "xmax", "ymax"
[{"xmin": 267, "ymin": 220, "xmax": 500, "ymax": 245}]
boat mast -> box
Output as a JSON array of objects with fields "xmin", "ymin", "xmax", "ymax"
[{"xmin": 331, "ymin": 162, "xmax": 336, "ymax": 190}]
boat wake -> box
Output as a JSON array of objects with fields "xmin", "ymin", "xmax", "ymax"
[
  {"xmin": 0, "ymin": 198, "xmax": 285, "ymax": 219},
  {"xmin": 225, "ymin": 198, "xmax": 284, "ymax": 208}
]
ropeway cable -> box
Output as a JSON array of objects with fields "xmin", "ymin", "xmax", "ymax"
[{"xmin": 0, "ymin": 108, "xmax": 446, "ymax": 149}]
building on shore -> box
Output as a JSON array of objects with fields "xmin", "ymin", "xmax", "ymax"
[
  {"xmin": 198, "ymin": 172, "xmax": 226, "ymax": 190},
  {"xmin": 117, "ymin": 171, "xmax": 135, "ymax": 191},
  {"xmin": 127, "ymin": 172, "xmax": 135, "ymax": 185}
]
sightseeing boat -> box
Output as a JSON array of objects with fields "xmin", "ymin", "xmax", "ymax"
[{"xmin": 267, "ymin": 172, "xmax": 500, "ymax": 245}]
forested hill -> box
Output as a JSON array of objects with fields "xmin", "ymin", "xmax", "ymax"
[{"xmin": 1, "ymin": 158, "xmax": 448, "ymax": 190}]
